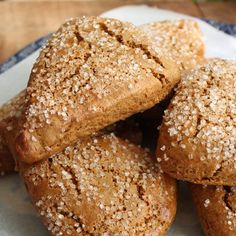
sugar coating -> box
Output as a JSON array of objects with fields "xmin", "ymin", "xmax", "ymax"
[
  {"xmin": 26, "ymin": 16, "xmax": 167, "ymax": 130},
  {"xmin": 191, "ymin": 184, "xmax": 236, "ymax": 235},
  {"xmin": 0, "ymin": 90, "xmax": 26, "ymax": 172},
  {"xmin": 0, "ymin": 90, "xmax": 26, "ymax": 129},
  {"xmin": 156, "ymin": 59, "xmax": 236, "ymax": 185},
  {"xmin": 142, "ymin": 19, "xmax": 204, "ymax": 71},
  {"xmin": 164, "ymin": 59, "xmax": 236, "ymax": 163},
  {"xmin": 204, "ymin": 199, "xmax": 210, "ymax": 208},
  {"xmin": 22, "ymin": 134, "xmax": 176, "ymax": 236},
  {"xmin": 14, "ymin": 16, "xmax": 180, "ymax": 163},
  {"xmin": 0, "ymin": 90, "xmax": 26, "ymax": 148}
]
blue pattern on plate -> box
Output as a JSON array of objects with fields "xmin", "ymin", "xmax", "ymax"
[
  {"xmin": 204, "ymin": 19, "xmax": 236, "ymax": 37},
  {"xmin": 0, "ymin": 20, "xmax": 236, "ymax": 74},
  {"xmin": 0, "ymin": 34, "xmax": 51, "ymax": 74}
]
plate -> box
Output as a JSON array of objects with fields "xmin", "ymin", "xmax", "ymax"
[{"xmin": 0, "ymin": 5, "xmax": 236, "ymax": 236}]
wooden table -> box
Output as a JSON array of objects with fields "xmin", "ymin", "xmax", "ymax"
[{"xmin": 1, "ymin": 0, "xmax": 236, "ymax": 63}]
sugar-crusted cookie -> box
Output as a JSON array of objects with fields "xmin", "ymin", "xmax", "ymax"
[
  {"xmin": 2, "ymin": 92, "xmax": 141, "ymax": 173},
  {"xmin": 140, "ymin": 20, "xmax": 204, "ymax": 122},
  {"xmin": 1, "ymin": 117, "xmax": 141, "ymax": 174},
  {"xmin": 191, "ymin": 184, "xmax": 236, "ymax": 236},
  {"xmin": 21, "ymin": 133, "xmax": 177, "ymax": 236},
  {"xmin": 0, "ymin": 91, "xmax": 140, "ymax": 174},
  {"xmin": 0, "ymin": 90, "xmax": 26, "ymax": 173},
  {"xmin": 142, "ymin": 19, "xmax": 204, "ymax": 71},
  {"xmin": 11, "ymin": 16, "xmax": 180, "ymax": 164},
  {"xmin": 156, "ymin": 59, "xmax": 236, "ymax": 185}
]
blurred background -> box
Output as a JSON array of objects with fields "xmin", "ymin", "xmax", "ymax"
[{"xmin": 1, "ymin": 0, "xmax": 236, "ymax": 64}]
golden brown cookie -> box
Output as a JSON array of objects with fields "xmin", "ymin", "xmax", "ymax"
[
  {"xmin": 1, "ymin": 117, "xmax": 141, "ymax": 174},
  {"xmin": 142, "ymin": 19, "xmax": 205, "ymax": 72},
  {"xmin": 11, "ymin": 16, "xmax": 180, "ymax": 164},
  {"xmin": 191, "ymin": 184, "xmax": 236, "ymax": 236},
  {"xmin": 140, "ymin": 19, "xmax": 204, "ymax": 122},
  {"xmin": 156, "ymin": 59, "xmax": 236, "ymax": 185},
  {"xmin": 2, "ymin": 93, "xmax": 141, "ymax": 171},
  {"xmin": 21, "ymin": 133, "xmax": 177, "ymax": 236},
  {"xmin": 2, "ymin": 98, "xmax": 141, "ymax": 173},
  {"xmin": 0, "ymin": 90, "xmax": 26, "ymax": 173}
]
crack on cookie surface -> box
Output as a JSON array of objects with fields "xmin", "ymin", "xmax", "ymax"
[
  {"xmin": 223, "ymin": 186, "xmax": 236, "ymax": 214},
  {"xmin": 22, "ymin": 134, "xmax": 176, "ymax": 235},
  {"xmin": 160, "ymin": 59, "xmax": 236, "ymax": 185},
  {"xmin": 74, "ymin": 32, "xmax": 84, "ymax": 43},
  {"xmin": 98, "ymin": 22, "xmax": 168, "ymax": 84}
]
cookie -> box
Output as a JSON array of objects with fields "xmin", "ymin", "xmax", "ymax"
[
  {"xmin": 20, "ymin": 133, "xmax": 177, "ymax": 236},
  {"xmin": 140, "ymin": 19, "xmax": 204, "ymax": 122},
  {"xmin": 0, "ymin": 90, "xmax": 26, "ymax": 173},
  {"xmin": 191, "ymin": 184, "xmax": 236, "ymax": 236},
  {"xmin": 1, "ymin": 92, "xmax": 141, "ymax": 173},
  {"xmin": 11, "ymin": 16, "xmax": 180, "ymax": 164},
  {"xmin": 0, "ymin": 124, "xmax": 15, "ymax": 174},
  {"xmin": 2, "ymin": 92, "xmax": 141, "ymax": 172},
  {"xmin": 1, "ymin": 117, "xmax": 141, "ymax": 174},
  {"xmin": 156, "ymin": 59, "xmax": 236, "ymax": 185},
  {"xmin": 142, "ymin": 19, "xmax": 205, "ymax": 72}
]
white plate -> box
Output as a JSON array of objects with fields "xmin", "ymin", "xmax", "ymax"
[{"xmin": 1, "ymin": 5, "xmax": 236, "ymax": 236}]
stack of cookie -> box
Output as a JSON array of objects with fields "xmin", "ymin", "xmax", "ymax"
[{"xmin": 2, "ymin": 15, "xmax": 232, "ymax": 235}]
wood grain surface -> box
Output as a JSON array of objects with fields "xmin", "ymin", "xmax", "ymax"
[{"xmin": 1, "ymin": 0, "xmax": 236, "ymax": 63}]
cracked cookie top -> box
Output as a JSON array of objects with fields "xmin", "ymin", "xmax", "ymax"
[
  {"xmin": 12, "ymin": 16, "xmax": 179, "ymax": 163},
  {"xmin": 142, "ymin": 19, "xmax": 204, "ymax": 71},
  {"xmin": 21, "ymin": 133, "xmax": 177, "ymax": 236},
  {"xmin": 191, "ymin": 184, "xmax": 236, "ymax": 235},
  {"xmin": 156, "ymin": 59, "xmax": 236, "ymax": 185}
]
